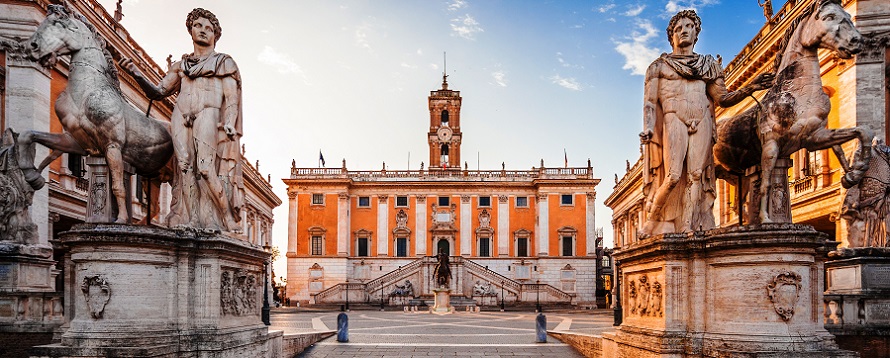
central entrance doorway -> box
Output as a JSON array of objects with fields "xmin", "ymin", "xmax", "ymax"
[{"xmin": 437, "ymin": 239, "xmax": 450, "ymax": 256}]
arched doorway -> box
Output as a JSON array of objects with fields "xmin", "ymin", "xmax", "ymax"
[{"xmin": 437, "ymin": 239, "xmax": 450, "ymax": 256}]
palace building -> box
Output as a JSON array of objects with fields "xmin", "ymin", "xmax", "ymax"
[
  {"xmin": 607, "ymin": 0, "xmax": 889, "ymax": 249},
  {"xmin": 284, "ymin": 75, "xmax": 610, "ymax": 308}
]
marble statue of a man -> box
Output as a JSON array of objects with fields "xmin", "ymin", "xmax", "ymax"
[
  {"xmin": 121, "ymin": 8, "xmax": 243, "ymax": 233},
  {"xmin": 640, "ymin": 10, "xmax": 772, "ymax": 235}
]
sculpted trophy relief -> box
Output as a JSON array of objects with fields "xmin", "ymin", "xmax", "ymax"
[
  {"xmin": 121, "ymin": 8, "xmax": 244, "ymax": 233},
  {"xmin": 640, "ymin": 10, "xmax": 773, "ymax": 236}
]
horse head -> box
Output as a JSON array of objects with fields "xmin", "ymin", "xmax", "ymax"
[
  {"xmin": 27, "ymin": 4, "xmax": 94, "ymax": 68},
  {"xmin": 801, "ymin": 0, "xmax": 861, "ymax": 59}
]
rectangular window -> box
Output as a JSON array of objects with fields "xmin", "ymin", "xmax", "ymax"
[
  {"xmin": 561, "ymin": 194, "xmax": 574, "ymax": 205},
  {"xmin": 396, "ymin": 238, "xmax": 408, "ymax": 257},
  {"xmin": 561, "ymin": 236, "xmax": 573, "ymax": 256},
  {"xmin": 358, "ymin": 196, "xmax": 370, "ymax": 207},
  {"xmin": 601, "ymin": 256, "xmax": 611, "ymax": 267},
  {"xmin": 517, "ymin": 238, "xmax": 528, "ymax": 257},
  {"xmin": 357, "ymin": 238, "xmax": 369, "ymax": 257},
  {"xmin": 396, "ymin": 196, "xmax": 409, "ymax": 207},
  {"xmin": 479, "ymin": 237, "xmax": 490, "ymax": 257},
  {"xmin": 68, "ymin": 153, "xmax": 85, "ymax": 178},
  {"xmin": 438, "ymin": 196, "xmax": 450, "ymax": 206},
  {"xmin": 312, "ymin": 194, "xmax": 325, "ymax": 205},
  {"xmin": 516, "ymin": 196, "xmax": 528, "ymax": 208},
  {"xmin": 478, "ymin": 196, "xmax": 491, "ymax": 207},
  {"xmin": 311, "ymin": 236, "xmax": 323, "ymax": 255}
]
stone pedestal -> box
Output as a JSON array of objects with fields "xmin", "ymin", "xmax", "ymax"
[
  {"xmin": 824, "ymin": 248, "xmax": 890, "ymax": 357},
  {"xmin": 743, "ymin": 158, "xmax": 792, "ymax": 225},
  {"xmin": 31, "ymin": 224, "xmax": 283, "ymax": 357},
  {"xmin": 430, "ymin": 288, "xmax": 453, "ymax": 315},
  {"xmin": 0, "ymin": 242, "xmax": 63, "ymax": 335},
  {"xmin": 84, "ymin": 157, "xmax": 134, "ymax": 224},
  {"xmin": 603, "ymin": 224, "xmax": 855, "ymax": 357}
]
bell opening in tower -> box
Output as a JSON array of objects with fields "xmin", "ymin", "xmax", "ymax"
[
  {"xmin": 440, "ymin": 143, "xmax": 450, "ymax": 166},
  {"xmin": 441, "ymin": 110, "xmax": 449, "ymax": 126}
]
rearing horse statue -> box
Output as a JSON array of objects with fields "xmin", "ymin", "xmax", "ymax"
[
  {"xmin": 714, "ymin": 0, "xmax": 872, "ymax": 223},
  {"xmin": 17, "ymin": 4, "xmax": 173, "ymax": 223}
]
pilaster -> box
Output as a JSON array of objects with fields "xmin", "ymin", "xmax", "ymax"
[
  {"xmin": 377, "ymin": 195, "xmax": 389, "ymax": 256},
  {"xmin": 286, "ymin": 189, "xmax": 297, "ymax": 255},
  {"xmin": 415, "ymin": 195, "xmax": 427, "ymax": 256},
  {"xmin": 497, "ymin": 195, "xmax": 509, "ymax": 256},
  {"xmin": 536, "ymin": 194, "xmax": 549, "ymax": 256},
  {"xmin": 460, "ymin": 195, "xmax": 471, "ymax": 256},
  {"xmin": 585, "ymin": 191, "xmax": 596, "ymax": 255},
  {"xmin": 337, "ymin": 193, "xmax": 349, "ymax": 256}
]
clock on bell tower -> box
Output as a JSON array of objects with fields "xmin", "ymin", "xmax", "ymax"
[{"xmin": 428, "ymin": 73, "xmax": 462, "ymax": 169}]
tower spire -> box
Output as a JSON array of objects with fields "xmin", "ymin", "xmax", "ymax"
[{"xmin": 442, "ymin": 52, "xmax": 449, "ymax": 90}]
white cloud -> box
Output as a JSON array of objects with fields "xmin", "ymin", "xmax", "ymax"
[
  {"xmin": 451, "ymin": 14, "xmax": 484, "ymax": 40},
  {"xmin": 448, "ymin": 0, "xmax": 468, "ymax": 11},
  {"xmin": 556, "ymin": 52, "xmax": 584, "ymax": 69},
  {"xmin": 598, "ymin": 4, "xmax": 616, "ymax": 13},
  {"xmin": 430, "ymin": 63, "xmax": 440, "ymax": 70},
  {"xmin": 549, "ymin": 75, "xmax": 582, "ymax": 91},
  {"xmin": 400, "ymin": 62, "xmax": 417, "ymax": 69},
  {"xmin": 355, "ymin": 25, "xmax": 372, "ymax": 50},
  {"xmin": 613, "ymin": 20, "xmax": 661, "ymax": 75},
  {"xmin": 623, "ymin": 4, "xmax": 646, "ymax": 17},
  {"xmin": 491, "ymin": 71, "xmax": 507, "ymax": 87},
  {"xmin": 257, "ymin": 46, "xmax": 304, "ymax": 76},
  {"xmin": 416, "ymin": 49, "xmax": 423, "ymax": 55},
  {"xmin": 665, "ymin": 0, "xmax": 719, "ymax": 14}
]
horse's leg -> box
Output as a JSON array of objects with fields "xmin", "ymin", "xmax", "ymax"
[
  {"xmin": 16, "ymin": 131, "xmax": 87, "ymax": 189},
  {"xmin": 804, "ymin": 126, "xmax": 873, "ymax": 188},
  {"xmin": 831, "ymin": 145, "xmax": 850, "ymax": 172},
  {"xmin": 759, "ymin": 138, "xmax": 780, "ymax": 223},
  {"xmin": 104, "ymin": 143, "xmax": 129, "ymax": 224},
  {"xmin": 37, "ymin": 150, "xmax": 63, "ymax": 172}
]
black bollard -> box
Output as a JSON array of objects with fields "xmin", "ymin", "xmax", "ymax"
[
  {"xmin": 337, "ymin": 313, "xmax": 349, "ymax": 342},
  {"xmin": 535, "ymin": 313, "xmax": 547, "ymax": 343}
]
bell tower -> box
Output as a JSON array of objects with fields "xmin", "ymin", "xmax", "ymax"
[{"xmin": 428, "ymin": 72, "xmax": 462, "ymax": 170}]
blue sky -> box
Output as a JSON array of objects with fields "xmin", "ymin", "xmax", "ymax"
[{"xmin": 95, "ymin": 0, "xmax": 786, "ymax": 269}]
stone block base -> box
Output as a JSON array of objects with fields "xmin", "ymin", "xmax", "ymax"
[
  {"xmin": 607, "ymin": 224, "xmax": 857, "ymax": 357},
  {"xmin": 30, "ymin": 224, "xmax": 282, "ymax": 357},
  {"xmin": 430, "ymin": 288, "xmax": 453, "ymax": 315},
  {"xmin": 824, "ymin": 248, "xmax": 890, "ymax": 358}
]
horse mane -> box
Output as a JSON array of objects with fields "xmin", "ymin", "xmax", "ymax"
[
  {"xmin": 48, "ymin": 4, "xmax": 122, "ymax": 95},
  {"xmin": 772, "ymin": 0, "xmax": 842, "ymax": 71}
]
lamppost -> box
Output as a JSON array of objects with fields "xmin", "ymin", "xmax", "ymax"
[
  {"xmin": 262, "ymin": 245, "xmax": 271, "ymax": 326},
  {"xmin": 380, "ymin": 283, "xmax": 385, "ymax": 311},
  {"xmin": 535, "ymin": 279, "xmax": 541, "ymax": 313},
  {"xmin": 613, "ymin": 260, "xmax": 622, "ymax": 326},
  {"xmin": 279, "ymin": 276, "xmax": 288, "ymax": 307},
  {"xmin": 500, "ymin": 280, "xmax": 505, "ymax": 311},
  {"xmin": 345, "ymin": 279, "xmax": 350, "ymax": 311}
]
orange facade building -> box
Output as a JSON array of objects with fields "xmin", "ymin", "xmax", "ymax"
[{"xmin": 284, "ymin": 76, "xmax": 610, "ymax": 307}]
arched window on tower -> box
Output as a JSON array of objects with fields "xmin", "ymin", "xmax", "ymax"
[
  {"xmin": 441, "ymin": 110, "xmax": 449, "ymax": 126},
  {"xmin": 440, "ymin": 143, "xmax": 450, "ymax": 166}
]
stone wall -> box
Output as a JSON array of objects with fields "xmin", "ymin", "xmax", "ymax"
[{"xmin": 281, "ymin": 332, "xmax": 335, "ymax": 357}]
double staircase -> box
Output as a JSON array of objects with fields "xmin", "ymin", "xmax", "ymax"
[{"xmin": 311, "ymin": 256, "xmax": 574, "ymax": 307}]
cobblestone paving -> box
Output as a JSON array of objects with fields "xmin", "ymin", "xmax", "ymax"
[{"xmin": 271, "ymin": 309, "xmax": 614, "ymax": 357}]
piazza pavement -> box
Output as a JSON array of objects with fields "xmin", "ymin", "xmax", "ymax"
[{"xmin": 270, "ymin": 308, "xmax": 614, "ymax": 357}]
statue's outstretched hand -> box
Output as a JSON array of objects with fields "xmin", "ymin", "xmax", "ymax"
[
  {"xmin": 118, "ymin": 58, "xmax": 141, "ymax": 78},
  {"xmin": 750, "ymin": 72, "xmax": 775, "ymax": 91}
]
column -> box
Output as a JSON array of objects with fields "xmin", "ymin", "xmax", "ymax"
[
  {"xmin": 6, "ymin": 56, "xmax": 51, "ymax": 242},
  {"xmin": 460, "ymin": 195, "xmax": 471, "ymax": 256},
  {"xmin": 415, "ymin": 195, "xmax": 427, "ymax": 256},
  {"xmin": 536, "ymin": 194, "xmax": 549, "ymax": 256},
  {"xmin": 377, "ymin": 195, "xmax": 389, "ymax": 256},
  {"xmin": 585, "ymin": 191, "xmax": 596, "ymax": 255},
  {"xmin": 287, "ymin": 189, "xmax": 298, "ymax": 255},
  {"xmin": 497, "ymin": 195, "xmax": 509, "ymax": 256},
  {"xmin": 337, "ymin": 193, "xmax": 349, "ymax": 256}
]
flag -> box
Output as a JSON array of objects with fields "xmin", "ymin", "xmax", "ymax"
[
  {"xmin": 564, "ymin": 149, "xmax": 568, "ymax": 168},
  {"xmin": 319, "ymin": 150, "xmax": 326, "ymax": 167}
]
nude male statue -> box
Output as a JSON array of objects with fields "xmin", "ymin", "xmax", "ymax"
[
  {"xmin": 121, "ymin": 8, "xmax": 243, "ymax": 233},
  {"xmin": 640, "ymin": 10, "xmax": 773, "ymax": 235}
]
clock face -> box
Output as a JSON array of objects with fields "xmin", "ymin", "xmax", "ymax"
[{"xmin": 437, "ymin": 127, "xmax": 453, "ymax": 142}]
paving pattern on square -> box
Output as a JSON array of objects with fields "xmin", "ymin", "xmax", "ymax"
[{"xmin": 271, "ymin": 309, "xmax": 614, "ymax": 357}]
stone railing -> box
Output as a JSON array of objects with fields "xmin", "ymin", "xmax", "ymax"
[
  {"xmin": 364, "ymin": 257, "xmax": 425, "ymax": 293},
  {"xmin": 458, "ymin": 257, "xmax": 521, "ymax": 294},
  {"xmin": 312, "ymin": 282, "xmax": 367, "ymax": 304},
  {"xmin": 520, "ymin": 283, "xmax": 573, "ymax": 303},
  {"xmin": 290, "ymin": 167, "xmax": 594, "ymax": 181},
  {"xmin": 792, "ymin": 176, "xmax": 815, "ymax": 195}
]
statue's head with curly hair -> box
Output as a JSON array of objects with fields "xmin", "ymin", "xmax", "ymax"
[
  {"xmin": 186, "ymin": 8, "xmax": 222, "ymax": 44},
  {"xmin": 666, "ymin": 9, "xmax": 701, "ymax": 47}
]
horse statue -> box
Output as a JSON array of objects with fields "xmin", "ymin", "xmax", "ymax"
[
  {"xmin": 713, "ymin": 0, "xmax": 871, "ymax": 224},
  {"xmin": 17, "ymin": 4, "xmax": 173, "ymax": 223},
  {"xmin": 433, "ymin": 253, "xmax": 451, "ymax": 289},
  {"xmin": 840, "ymin": 138, "xmax": 890, "ymax": 247}
]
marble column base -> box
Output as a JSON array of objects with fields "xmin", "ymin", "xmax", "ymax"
[{"xmin": 430, "ymin": 288, "xmax": 453, "ymax": 315}]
